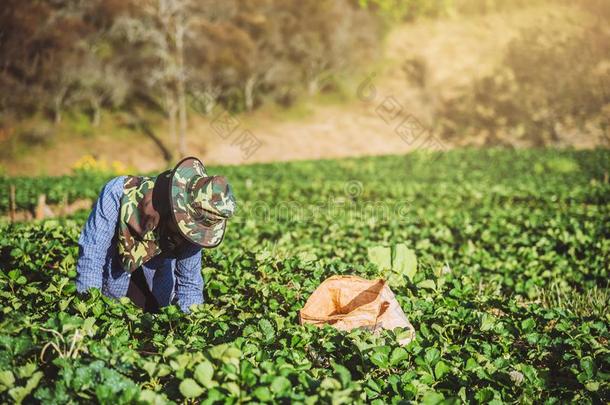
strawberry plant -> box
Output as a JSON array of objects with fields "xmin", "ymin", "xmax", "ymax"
[
  {"xmin": 0, "ymin": 148, "xmax": 608, "ymax": 403},
  {"xmin": 0, "ymin": 173, "xmax": 110, "ymax": 213}
]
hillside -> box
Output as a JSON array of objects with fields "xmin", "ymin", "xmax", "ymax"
[{"xmin": 2, "ymin": 2, "xmax": 606, "ymax": 175}]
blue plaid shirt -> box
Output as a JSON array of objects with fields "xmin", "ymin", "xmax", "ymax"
[{"xmin": 76, "ymin": 176, "xmax": 204, "ymax": 313}]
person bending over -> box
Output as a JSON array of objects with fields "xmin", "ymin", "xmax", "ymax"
[{"xmin": 76, "ymin": 157, "xmax": 236, "ymax": 313}]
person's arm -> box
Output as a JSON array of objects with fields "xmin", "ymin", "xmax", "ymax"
[
  {"xmin": 76, "ymin": 176, "xmax": 124, "ymax": 293},
  {"xmin": 174, "ymin": 244, "xmax": 203, "ymax": 313}
]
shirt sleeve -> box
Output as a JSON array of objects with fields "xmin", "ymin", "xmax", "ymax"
[
  {"xmin": 174, "ymin": 243, "xmax": 203, "ymax": 313},
  {"xmin": 76, "ymin": 176, "xmax": 124, "ymax": 293}
]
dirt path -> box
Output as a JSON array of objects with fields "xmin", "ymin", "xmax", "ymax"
[{"xmin": 4, "ymin": 3, "xmax": 587, "ymax": 175}]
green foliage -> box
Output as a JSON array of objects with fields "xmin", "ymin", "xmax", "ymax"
[
  {"xmin": 367, "ymin": 246, "xmax": 392, "ymax": 271},
  {"xmin": 0, "ymin": 173, "xmax": 111, "ymax": 213},
  {"xmin": 392, "ymin": 244, "xmax": 418, "ymax": 283},
  {"xmin": 368, "ymin": 243, "xmax": 418, "ymax": 286},
  {"xmin": 0, "ymin": 149, "xmax": 609, "ymax": 403}
]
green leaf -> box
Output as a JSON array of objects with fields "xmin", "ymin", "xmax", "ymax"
[
  {"xmin": 434, "ymin": 361, "xmax": 450, "ymax": 379},
  {"xmin": 417, "ymin": 280, "xmax": 436, "ymax": 290},
  {"xmin": 259, "ymin": 318, "xmax": 275, "ymax": 342},
  {"xmin": 139, "ymin": 389, "xmax": 168, "ymax": 405},
  {"xmin": 179, "ymin": 378, "xmax": 204, "ymax": 398},
  {"xmin": 25, "ymin": 372, "xmax": 42, "ymax": 392},
  {"xmin": 17, "ymin": 363, "xmax": 36, "ymax": 379},
  {"xmin": 480, "ymin": 313, "xmax": 496, "ymax": 331},
  {"xmin": 0, "ymin": 370, "xmax": 15, "ymax": 390},
  {"xmin": 253, "ymin": 386, "xmax": 272, "ymax": 401},
  {"xmin": 7, "ymin": 371, "xmax": 42, "ymax": 404},
  {"xmin": 157, "ymin": 365, "xmax": 172, "ymax": 378},
  {"xmin": 142, "ymin": 361, "xmax": 157, "ymax": 378},
  {"xmin": 270, "ymin": 376, "xmax": 291, "ymax": 394},
  {"xmin": 521, "ymin": 318, "xmax": 536, "ymax": 333},
  {"xmin": 370, "ymin": 351, "xmax": 389, "ymax": 368},
  {"xmin": 368, "ymin": 246, "xmax": 392, "ymax": 271},
  {"xmin": 580, "ymin": 357, "xmax": 595, "ymax": 379},
  {"xmin": 392, "ymin": 244, "xmax": 417, "ymax": 283},
  {"xmin": 320, "ymin": 377, "xmax": 341, "ymax": 390},
  {"xmin": 163, "ymin": 345, "xmax": 179, "ymax": 358},
  {"xmin": 421, "ymin": 391, "xmax": 444, "ymax": 405},
  {"xmin": 424, "ymin": 348, "xmax": 440, "ymax": 367},
  {"xmin": 224, "ymin": 347, "xmax": 242, "ymax": 359},
  {"xmin": 366, "ymin": 378, "xmax": 381, "ymax": 393},
  {"xmin": 464, "ymin": 358, "xmax": 478, "ymax": 371},
  {"xmin": 202, "ymin": 388, "xmax": 224, "ymax": 405},
  {"xmin": 390, "ymin": 347, "xmax": 408, "ymax": 365},
  {"xmin": 585, "ymin": 381, "xmax": 600, "ymax": 392},
  {"xmin": 224, "ymin": 382, "xmax": 240, "ymax": 397},
  {"xmin": 194, "ymin": 361, "xmax": 216, "ymax": 388},
  {"xmin": 474, "ymin": 387, "xmax": 495, "ymax": 403},
  {"xmin": 332, "ymin": 363, "xmax": 352, "ymax": 387},
  {"xmin": 208, "ymin": 344, "xmax": 228, "ymax": 359},
  {"xmin": 8, "ymin": 386, "xmax": 28, "ymax": 404}
]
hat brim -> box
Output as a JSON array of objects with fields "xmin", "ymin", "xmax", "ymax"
[{"xmin": 169, "ymin": 157, "xmax": 227, "ymax": 248}]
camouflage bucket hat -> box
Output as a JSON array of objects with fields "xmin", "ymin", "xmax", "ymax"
[{"xmin": 169, "ymin": 157, "xmax": 237, "ymax": 247}]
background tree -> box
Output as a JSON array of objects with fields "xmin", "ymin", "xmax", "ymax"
[{"xmin": 0, "ymin": 0, "xmax": 382, "ymax": 157}]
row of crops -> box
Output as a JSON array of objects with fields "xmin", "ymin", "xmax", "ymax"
[
  {"xmin": 0, "ymin": 173, "xmax": 110, "ymax": 214},
  {"xmin": 0, "ymin": 148, "xmax": 609, "ymax": 403}
]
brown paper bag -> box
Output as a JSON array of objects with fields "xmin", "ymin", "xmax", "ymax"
[{"xmin": 299, "ymin": 275, "xmax": 415, "ymax": 345}]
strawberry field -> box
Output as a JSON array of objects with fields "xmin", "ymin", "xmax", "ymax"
[{"xmin": 0, "ymin": 149, "xmax": 609, "ymax": 404}]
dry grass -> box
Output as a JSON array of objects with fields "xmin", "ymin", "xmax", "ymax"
[{"xmin": 535, "ymin": 281, "xmax": 610, "ymax": 319}]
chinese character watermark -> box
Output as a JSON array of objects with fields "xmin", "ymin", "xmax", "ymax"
[
  {"xmin": 357, "ymin": 72, "xmax": 447, "ymax": 159},
  {"xmin": 193, "ymin": 88, "xmax": 264, "ymax": 161}
]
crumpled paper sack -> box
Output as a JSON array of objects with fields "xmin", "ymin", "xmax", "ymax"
[{"xmin": 299, "ymin": 275, "xmax": 415, "ymax": 345}]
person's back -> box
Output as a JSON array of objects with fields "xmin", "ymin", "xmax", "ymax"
[{"xmin": 76, "ymin": 157, "xmax": 236, "ymax": 313}]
